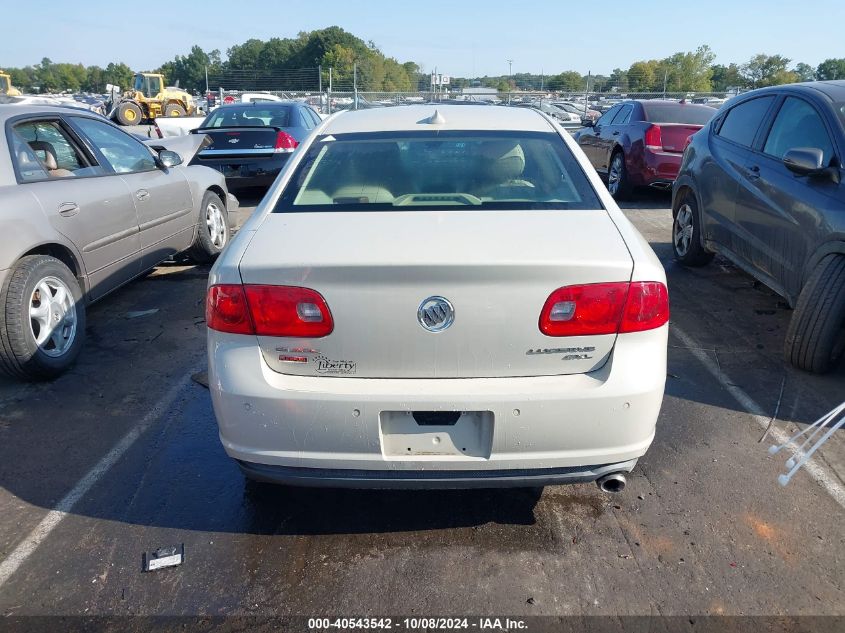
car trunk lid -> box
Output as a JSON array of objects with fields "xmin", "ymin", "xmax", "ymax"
[
  {"xmin": 193, "ymin": 126, "xmax": 295, "ymax": 161},
  {"xmin": 651, "ymin": 123, "xmax": 703, "ymax": 153},
  {"xmin": 237, "ymin": 210, "xmax": 634, "ymax": 379}
]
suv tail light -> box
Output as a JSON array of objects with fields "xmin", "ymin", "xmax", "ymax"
[
  {"xmin": 207, "ymin": 285, "xmax": 333, "ymax": 337},
  {"xmin": 539, "ymin": 282, "xmax": 669, "ymax": 337},
  {"xmin": 644, "ymin": 125, "xmax": 663, "ymax": 151},
  {"xmin": 274, "ymin": 131, "xmax": 299, "ymax": 153}
]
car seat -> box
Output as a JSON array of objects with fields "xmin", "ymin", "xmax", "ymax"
[{"xmin": 28, "ymin": 141, "xmax": 74, "ymax": 178}]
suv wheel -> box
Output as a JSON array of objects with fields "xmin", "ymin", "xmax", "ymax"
[
  {"xmin": 672, "ymin": 191, "xmax": 715, "ymax": 267},
  {"xmin": 784, "ymin": 254, "xmax": 845, "ymax": 373},
  {"xmin": 0, "ymin": 255, "xmax": 86, "ymax": 381}
]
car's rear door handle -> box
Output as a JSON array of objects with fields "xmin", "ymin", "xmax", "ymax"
[
  {"xmin": 58, "ymin": 202, "xmax": 79, "ymax": 217},
  {"xmin": 135, "ymin": 189, "xmax": 150, "ymax": 201},
  {"xmin": 612, "ymin": 130, "xmax": 620, "ymax": 136},
  {"xmin": 746, "ymin": 165, "xmax": 760, "ymax": 180}
]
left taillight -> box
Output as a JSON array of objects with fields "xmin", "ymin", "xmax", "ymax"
[
  {"xmin": 644, "ymin": 124, "xmax": 663, "ymax": 151},
  {"xmin": 206, "ymin": 284, "xmax": 333, "ymax": 338},
  {"xmin": 539, "ymin": 282, "xmax": 669, "ymax": 337}
]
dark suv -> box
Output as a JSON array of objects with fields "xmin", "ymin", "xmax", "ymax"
[{"xmin": 672, "ymin": 81, "xmax": 845, "ymax": 373}]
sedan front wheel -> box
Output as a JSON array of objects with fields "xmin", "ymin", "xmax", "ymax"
[{"xmin": 0, "ymin": 255, "xmax": 86, "ymax": 381}]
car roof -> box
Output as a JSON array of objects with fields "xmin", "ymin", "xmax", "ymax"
[
  {"xmin": 0, "ymin": 104, "xmax": 104, "ymax": 124},
  {"xmin": 215, "ymin": 101, "xmax": 298, "ymax": 109},
  {"xmin": 322, "ymin": 104, "xmax": 553, "ymax": 134},
  {"xmin": 731, "ymin": 81, "xmax": 845, "ymax": 103}
]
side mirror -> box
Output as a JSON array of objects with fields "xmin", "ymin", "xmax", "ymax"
[
  {"xmin": 581, "ymin": 118, "xmax": 595, "ymax": 127},
  {"xmin": 783, "ymin": 147, "xmax": 823, "ymax": 175},
  {"xmin": 158, "ymin": 149, "xmax": 182, "ymax": 168}
]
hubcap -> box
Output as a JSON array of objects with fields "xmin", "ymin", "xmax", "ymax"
[
  {"xmin": 608, "ymin": 155, "xmax": 623, "ymax": 195},
  {"xmin": 29, "ymin": 276, "xmax": 77, "ymax": 357},
  {"xmin": 206, "ymin": 202, "xmax": 227, "ymax": 249},
  {"xmin": 674, "ymin": 204, "xmax": 695, "ymax": 257}
]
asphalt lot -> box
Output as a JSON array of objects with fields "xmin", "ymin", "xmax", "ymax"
[{"xmin": 0, "ymin": 189, "xmax": 843, "ymax": 625}]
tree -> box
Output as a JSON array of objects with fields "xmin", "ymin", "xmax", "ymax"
[
  {"xmin": 742, "ymin": 54, "xmax": 796, "ymax": 87},
  {"xmin": 816, "ymin": 58, "xmax": 845, "ymax": 80},
  {"xmin": 793, "ymin": 63, "xmax": 816, "ymax": 82},
  {"xmin": 627, "ymin": 60, "xmax": 658, "ymax": 91},
  {"xmin": 660, "ymin": 45, "xmax": 715, "ymax": 92},
  {"xmin": 710, "ymin": 63, "xmax": 744, "ymax": 91},
  {"xmin": 102, "ymin": 62, "xmax": 133, "ymax": 91},
  {"xmin": 547, "ymin": 70, "xmax": 583, "ymax": 92}
]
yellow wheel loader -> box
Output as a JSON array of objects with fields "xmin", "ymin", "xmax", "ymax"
[
  {"xmin": 0, "ymin": 72, "xmax": 22, "ymax": 97},
  {"xmin": 110, "ymin": 72, "xmax": 195, "ymax": 126}
]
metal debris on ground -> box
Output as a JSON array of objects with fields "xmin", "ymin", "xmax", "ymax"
[
  {"xmin": 191, "ymin": 371, "xmax": 209, "ymax": 388},
  {"xmin": 758, "ymin": 375, "xmax": 787, "ymax": 443},
  {"xmin": 125, "ymin": 308, "xmax": 160, "ymax": 319},
  {"xmin": 767, "ymin": 401, "xmax": 845, "ymax": 486},
  {"xmin": 143, "ymin": 544, "xmax": 185, "ymax": 572}
]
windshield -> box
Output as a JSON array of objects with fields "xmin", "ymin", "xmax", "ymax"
[
  {"xmin": 642, "ymin": 102, "xmax": 715, "ymax": 125},
  {"xmin": 274, "ymin": 130, "xmax": 602, "ymax": 212},
  {"xmin": 0, "ymin": 76, "xmax": 9, "ymax": 92},
  {"xmin": 201, "ymin": 105, "xmax": 292, "ymax": 128}
]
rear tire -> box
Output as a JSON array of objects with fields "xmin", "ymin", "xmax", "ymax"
[
  {"xmin": 164, "ymin": 103, "xmax": 187, "ymax": 117},
  {"xmin": 607, "ymin": 151, "xmax": 632, "ymax": 200},
  {"xmin": 672, "ymin": 191, "xmax": 714, "ymax": 267},
  {"xmin": 784, "ymin": 255, "xmax": 845, "ymax": 373},
  {"xmin": 187, "ymin": 191, "xmax": 230, "ymax": 264},
  {"xmin": 0, "ymin": 255, "xmax": 86, "ymax": 381},
  {"xmin": 116, "ymin": 101, "xmax": 143, "ymax": 126}
]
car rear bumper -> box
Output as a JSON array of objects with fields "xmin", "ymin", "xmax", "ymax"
[
  {"xmin": 633, "ymin": 149, "xmax": 683, "ymax": 186},
  {"xmin": 237, "ymin": 458, "xmax": 639, "ymax": 489},
  {"xmin": 208, "ymin": 327, "xmax": 667, "ymax": 487},
  {"xmin": 193, "ymin": 154, "xmax": 289, "ymax": 188}
]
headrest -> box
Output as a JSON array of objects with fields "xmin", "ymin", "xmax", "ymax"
[
  {"xmin": 479, "ymin": 141, "xmax": 525, "ymax": 181},
  {"xmin": 28, "ymin": 141, "xmax": 58, "ymax": 170}
]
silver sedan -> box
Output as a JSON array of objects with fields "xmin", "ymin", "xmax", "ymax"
[{"xmin": 0, "ymin": 105, "xmax": 237, "ymax": 380}]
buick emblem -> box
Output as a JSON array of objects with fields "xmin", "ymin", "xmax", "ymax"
[{"xmin": 417, "ymin": 296, "xmax": 454, "ymax": 332}]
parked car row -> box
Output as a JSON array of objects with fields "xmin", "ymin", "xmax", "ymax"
[
  {"xmin": 572, "ymin": 83, "xmax": 844, "ymax": 375},
  {"xmin": 671, "ymin": 81, "xmax": 845, "ymax": 373}
]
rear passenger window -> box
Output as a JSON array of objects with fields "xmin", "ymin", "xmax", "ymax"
[
  {"xmin": 717, "ymin": 96, "xmax": 776, "ymax": 147},
  {"xmin": 611, "ymin": 105, "xmax": 633, "ymax": 125},
  {"xmin": 763, "ymin": 97, "xmax": 834, "ymax": 165}
]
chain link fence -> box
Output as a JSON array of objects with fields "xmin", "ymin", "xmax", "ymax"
[{"xmin": 200, "ymin": 66, "xmax": 741, "ymax": 115}]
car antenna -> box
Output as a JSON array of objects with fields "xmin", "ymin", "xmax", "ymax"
[{"xmin": 421, "ymin": 110, "xmax": 446, "ymax": 125}]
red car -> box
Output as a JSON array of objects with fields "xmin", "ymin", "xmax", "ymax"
[{"xmin": 574, "ymin": 100, "xmax": 715, "ymax": 199}]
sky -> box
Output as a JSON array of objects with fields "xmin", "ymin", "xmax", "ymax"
[{"xmin": 4, "ymin": 0, "xmax": 844, "ymax": 77}]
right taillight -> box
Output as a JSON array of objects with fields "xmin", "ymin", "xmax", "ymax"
[
  {"xmin": 206, "ymin": 284, "xmax": 333, "ymax": 338},
  {"xmin": 539, "ymin": 282, "xmax": 668, "ymax": 337},
  {"xmin": 274, "ymin": 131, "xmax": 299, "ymax": 153},
  {"xmin": 644, "ymin": 124, "xmax": 663, "ymax": 151}
]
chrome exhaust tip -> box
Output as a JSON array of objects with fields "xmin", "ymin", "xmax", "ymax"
[{"xmin": 596, "ymin": 472, "xmax": 627, "ymax": 494}]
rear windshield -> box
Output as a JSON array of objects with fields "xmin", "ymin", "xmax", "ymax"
[
  {"xmin": 641, "ymin": 103, "xmax": 715, "ymax": 125},
  {"xmin": 201, "ymin": 106, "xmax": 291, "ymax": 128},
  {"xmin": 273, "ymin": 130, "xmax": 603, "ymax": 212}
]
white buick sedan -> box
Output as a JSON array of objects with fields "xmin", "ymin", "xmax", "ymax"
[{"xmin": 206, "ymin": 105, "xmax": 668, "ymax": 491}]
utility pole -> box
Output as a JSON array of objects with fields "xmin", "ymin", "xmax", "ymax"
[
  {"xmin": 353, "ymin": 63, "xmax": 358, "ymax": 110},
  {"xmin": 507, "ymin": 59, "xmax": 513, "ymax": 104},
  {"xmin": 328, "ymin": 67, "xmax": 332, "ymax": 115},
  {"xmin": 205, "ymin": 66, "xmax": 209, "ymax": 94},
  {"xmin": 663, "ymin": 70, "xmax": 668, "ymax": 99},
  {"xmin": 318, "ymin": 65, "xmax": 322, "ymax": 94},
  {"xmin": 584, "ymin": 71, "xmax": 591, "ymax": 119}
]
